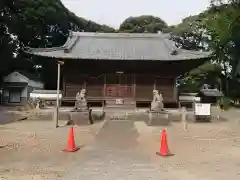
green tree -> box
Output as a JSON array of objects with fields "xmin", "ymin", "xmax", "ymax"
[
  {"xmin": 0, "ymin": 0, "xmax": 115, "ymax": 85},
  {"xmin": 178, "ymin": 62, "xmax": 222, "ymax": 93},
  {"xmin": 0, "ymin": 0, "xmax": 19, "ymax": 78},
  {"xmin": 206, "ymin": 0, "xmax": 240, "ymax": 96},
  {"xmin": 119, "ymin": 15, "xmax": 168, "ymax": 33},
  {"xmin": 164, "ymin": 12, "xmax": 212, "ymax": 51},
  {"xmin": 170, "ymin": 1, "xmax": 240, "ymax": 97},
  {"xmin": 165, "ymin": 9, "xmax": 221, "ymax": 93}
]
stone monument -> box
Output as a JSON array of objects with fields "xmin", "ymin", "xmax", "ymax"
[
  {"xmin": 148, "ymin": 90, "xmax": 170, "ymax": 126},
  {"xmin": 74, "ymin": 88, "xmax": 87, "ymax": 111},
  {"xmin": 67, "ymin": 88, "xmax": 90, "ymax": 126},
  {"xmin": 151, "ymin": 90, "xmax": 164, "ymax": 112}
]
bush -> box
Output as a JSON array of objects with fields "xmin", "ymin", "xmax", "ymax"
[{"xmin": 217, "ymin": 97, "xmax": 233, "ymax": 110}]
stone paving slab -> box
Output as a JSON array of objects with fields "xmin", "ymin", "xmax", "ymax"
[
  {"xmin": 63, "ymin": 117, "xmax": 240, "ymax": 180},
  {"xmin": 63, "ymin": 120, "xmax": 167, "ymax": 179}
]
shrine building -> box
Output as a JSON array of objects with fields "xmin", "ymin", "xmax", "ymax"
[{"xmin": 27, "ymin": 31, "xmax": 211, "ymax": 108}]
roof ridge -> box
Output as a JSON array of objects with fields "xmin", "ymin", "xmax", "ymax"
[
  {"xmin": 63, "ymin": 35, "xmax": 80, "ymax": 53},
  {"xmin": 72, "ymin": 31, "xmax": 171, "ymax": 39}
]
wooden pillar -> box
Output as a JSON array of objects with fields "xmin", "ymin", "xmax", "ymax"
[
  {"xmin": 103, "ymin": 74, "xmax": 106, "ymax": 106},
  {"xmin": 173, "ymin": 77, "xmax": 178, "ymax": 103},
  {"xmin": 133, "ymin": 74, "xmax": 136, "ymax": 108},
  {"xmin": 153, "ymin": 77, "xmax": 156, "ymax": 90},
  {"xmin": 133, "ymin": 74, "xmax": 136, "ymax": 98},
  {"xmin": 83, "ymin": 76, "xmax": 87, "ymax": 89}
]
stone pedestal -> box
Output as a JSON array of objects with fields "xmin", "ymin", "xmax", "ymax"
[
  {"xmin": 91, "ymin": 109, "xmax": 105, "ymax": 121},
  {"xmin": 146, "ymin": 111, "xmax": 171, "ymax": 126},
  {"xmin": 69, "ymin": 110, "xmax": 90, "ymax": 125},
  {"xmin": 128, "ymin": 112, "xmax": 149, "ymax": 121},
  {"xmin": 74, "ymin": 101, "xmax": 87, "ymax": 111}
]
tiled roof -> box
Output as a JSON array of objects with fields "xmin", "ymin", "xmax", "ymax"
[
  {"xmin": 26, "ymin": 31, "xmax": 211, "ymax": 61},
  {"xmin": 199, "ymin": 89, "xmax": 223, "ymax": 97},
  {"xmin": 17, "ymin": 70, "xmax": 41, "ymax": 81}
]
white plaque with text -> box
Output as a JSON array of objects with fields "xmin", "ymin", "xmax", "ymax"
[
  {"xmin": 195, "ymin": 103, "xmax": 211, "ymax": 116},
  {"xmin": 116, "ymin": 99, "xmax": 124, "ymax": 105}
]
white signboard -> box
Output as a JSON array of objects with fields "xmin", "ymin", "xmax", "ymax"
[
  {"xmin": 116, "ymin": 99, "xmax": 124, "ymax": 105},
  {"xmin": 195, "ymin": 103, "xmax": 211, "ymax": 116}
]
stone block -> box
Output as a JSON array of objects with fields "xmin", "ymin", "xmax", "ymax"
[
  {"xmin": 167, "ymin": 113, "xmax": 181, "ymax": 122},
  {"xmin": 69, "ymin": 111, "xmax": 90, "ymax": 125},
  {"xmin": 146, "ymin": 112, "xmax": 171, "ymax": 126},
  {"xmin": 128, "ymin": 112, "xmax": 149, "ymax": 121},
  {"xmin": 91, "ymin": 110, "xmax": 105, "ymax": 121}
]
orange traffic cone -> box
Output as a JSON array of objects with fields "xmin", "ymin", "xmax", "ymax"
[
  {"xmin": 63, "ymin": 127, "xmax": 80, "ymax": 152},
  {"xmin": 156, "ymin": 129, "xmax": 174, "ymax": 157}
]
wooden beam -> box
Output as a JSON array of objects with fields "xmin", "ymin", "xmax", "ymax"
[
  {"xmin": 133, "ymin": 74, "xmax": 136, "ymax": 108},
  {"xmin": 133, "ymin": 74, "xmax": 136, "ymax": 100},
  {"xmin": 153, "ymin": 77, "xmax": 156, "ymax": 90},
  {"xmin": 173, "ymin": 77, "xmax": 178, "ymax": 102}
]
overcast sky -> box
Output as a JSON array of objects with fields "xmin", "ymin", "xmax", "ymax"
[{"xmin": 62, "ymin": 0, "xmax": 211, "ymax": 28}]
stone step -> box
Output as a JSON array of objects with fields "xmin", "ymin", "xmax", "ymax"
[{"xmin": 105, "ymin": 105, "xmax": 136, "ymax": 109}]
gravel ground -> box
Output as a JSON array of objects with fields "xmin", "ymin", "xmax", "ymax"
[
  {"xmin": 135, "ymin": 119, "xmax": 240, "ymax": 180},
  {"xmin": 0, "ymin": 117, "xmax": 105, "ymax": 180},
  {"xmin": 0, "ymin": 107, "xmax": 240, "ymax": 179}
]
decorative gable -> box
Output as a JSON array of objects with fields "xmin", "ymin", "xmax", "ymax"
[{"xmin": 3, "ymin": 71, "xmax": 29, "ymax": 83}]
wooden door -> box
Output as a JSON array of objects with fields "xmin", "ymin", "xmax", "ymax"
[
  {"xmin": 105, "ymin": 74, "xmax": 133, "ymax": 98},
  {"xmin": 118, "ymin": 74, "xmax": 133, "ymax": 97},
  {"xmin": 105, "ymin": 74, "xmax": 119, "ymax": 97},
  {"xmin": 9, "ymin": 89, "xmax": 21, "ymax": 103}
]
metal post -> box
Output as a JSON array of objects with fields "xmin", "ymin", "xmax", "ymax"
[
  {"xmin": 55, "ymin": 61, "xmax": 64, "ymax": 128},
  {"xmin": 55, "ymin": 62, "xmax": 60, "ymax": 128}
]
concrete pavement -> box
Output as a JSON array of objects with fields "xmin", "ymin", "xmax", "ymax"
[{"xmin": 63, "ymin": 120, "xmax": 166, "ymax": 179}]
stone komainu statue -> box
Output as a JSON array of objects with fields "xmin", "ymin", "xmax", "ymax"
[
  {"xmin": 151, "ymin": 89, "xmax": 164, "ymax": 111},
  {"xmin": 74, "ymin": 88, "xmax": 87, "ymax": 111}
]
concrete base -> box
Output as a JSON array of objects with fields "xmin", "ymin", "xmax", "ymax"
[
  {"xmin": 195, "ymin": 115, "xmax": 211, "ymax": 122},
  {"xmin": 91, "ymin": 110, "xmax": 105, "ymax": 121},
  {"xmin": 28, "ymin": 111, "xmax": 70, "ymax": 121},
  {"xmin": 69, "ymin": 111, "xmax": 90, "ymax": 125},
  {"xmin": 146, "ymin": 112, "xmax": 171, "ymax": 126},
  {"xmin": 128, "ymin": 112, "xmax": 149, "ymax": 121}
]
